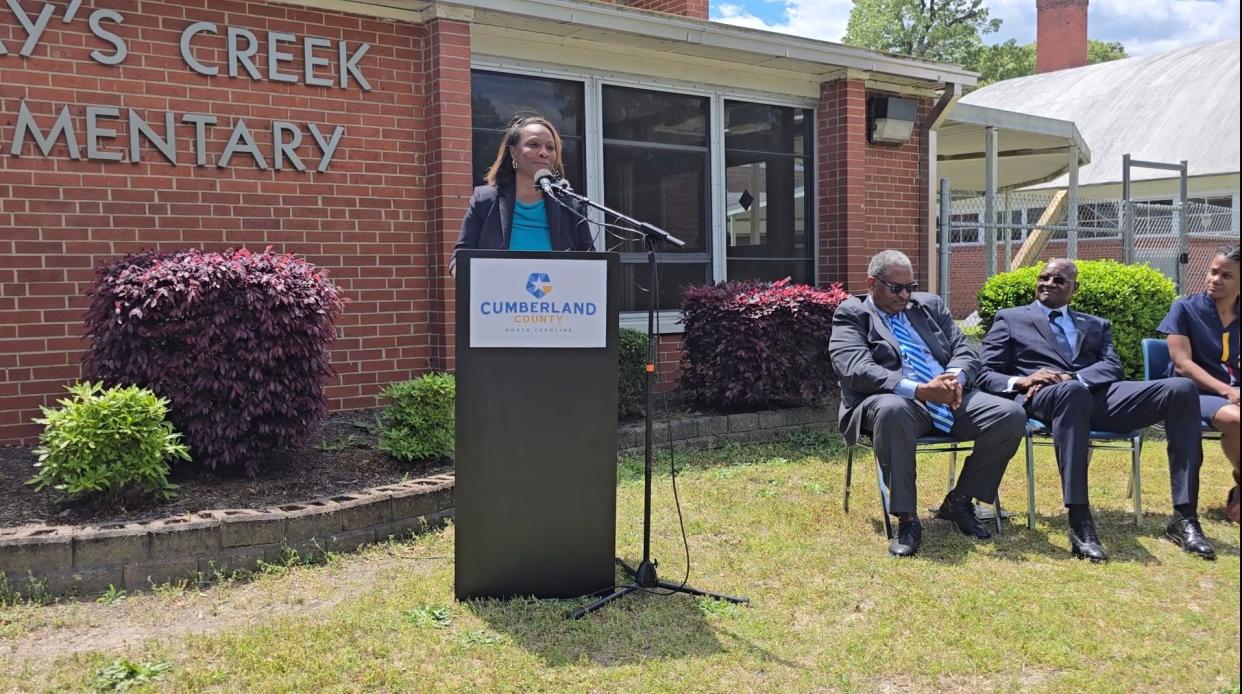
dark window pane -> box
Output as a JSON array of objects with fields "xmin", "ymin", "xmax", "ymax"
[
  {"xmin": 724, "ymin": 101, "xmax": 805, "ymax": 155},
  {"xmin": 603, "ymin": 86, "xmax": 708, "ymax": 146},
  {"xmin": 726, "ymin": 259, "xmax": 814, "ymax": 285},
  {"xmin": 620, "ymin": 262, "xmax": 710, "ymax": 312},
  {"xmin": 725, "ymin": 153, "xmax": 808, "ymax": 259},
  {"xmin": 604, "ymin": 145, "xmax": 708, "ymax": 253},
  {"xmin": 471, "ymin": 71, "xmax": 584, "ymax": 136},
  {"xmin": 470, "ymin": 131, "xmax": 584, "ymax": 191},
  {"xmin": 471, "ymin": 130, "xmax": 503, "ymax": 188}
]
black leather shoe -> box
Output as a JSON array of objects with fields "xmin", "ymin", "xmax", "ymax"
[
  {"xmin": 1068, "ymin": 519, "xmax": 1108, "ymax": 563},
  {"xmin": 1166, "ymin": 516, "xmax": 1217, "ymax": 560},
  {"xmin": 889, "ymin": 517, "xmax": 922, "ymax": 557},
  {"xmin": 936, "ymin": 491, "xmax": 993, "ymax": 540}
]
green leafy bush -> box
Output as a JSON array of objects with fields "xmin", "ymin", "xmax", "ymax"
[
  {"xmin": 378, "ymin": 373, "xmax": 455, "ymax": 462},
  {"xmin": 28, "ymin": 382, "xmax": 189, "ymax": 502},
  {"xmin": 618, "ymin": 328, "xmax": 647, "ymax": 417},
  {"xmin": 977, "ymin": 260, "xmax": 1176, "ymax": 379}
]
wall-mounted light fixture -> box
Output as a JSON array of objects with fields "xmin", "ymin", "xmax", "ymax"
[{"xmin": 866, "ymin": 96, "xmax": 917, "ymax": 145}]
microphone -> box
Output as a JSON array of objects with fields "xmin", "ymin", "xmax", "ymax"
[{"xmin": 534, "ymin": 168, "xmax": 561, "ymax": 197}]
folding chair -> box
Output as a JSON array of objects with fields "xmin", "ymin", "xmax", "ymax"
[
  {"xmin": 1142, "ymin": 337, "xmax": 1223, "ymax": 440},
  {"xmin": 844, "ymin": 433, "xmax": 1003, "ymax": 539},
  {"xmin": 1022, "ymin": 418, "xmax": 1144, "ymax": 529}
]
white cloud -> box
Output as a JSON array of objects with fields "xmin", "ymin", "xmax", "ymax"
[
  {"xmin": 712, "ymin": 0, "xmax": 854, "ymax": 44},
  {"xmin": 712, "ymin": 0, "xmax": 1240, "ymax": 57}
]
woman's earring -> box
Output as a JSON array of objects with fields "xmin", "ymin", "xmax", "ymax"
[{"xmin": 511, "ymin": 159, "xmax": 517, "ymax": 170}]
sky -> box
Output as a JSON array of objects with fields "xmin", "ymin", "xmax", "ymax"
[{"xmin": 711, "ymin": 0, "xmax": 1241, "ymax": 57}]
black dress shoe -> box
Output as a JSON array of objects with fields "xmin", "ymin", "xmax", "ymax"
[
  {"xmin": 889, "ymin": 517, "xmax": 922, "ymax": 557},
  {"xmin": 1068, "ymin": 519, "xmax": 1108, "ymax": 563},
  {"xmin": 1166, "ymin": 516, "xmax": 1217, "ymax": 560},
  {"xmin": 936, "ymin": 491, "xmax": 992, "ymax": 540}
]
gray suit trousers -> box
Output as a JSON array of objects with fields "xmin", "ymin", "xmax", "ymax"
[{"xmin": 859, "ymin": 390, "xmax": 1027, "ymax": 515}]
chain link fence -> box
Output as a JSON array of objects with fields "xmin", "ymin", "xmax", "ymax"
[{"xmin": 939, "ymin": 190, "xmax": 1237, "ymax": 318}]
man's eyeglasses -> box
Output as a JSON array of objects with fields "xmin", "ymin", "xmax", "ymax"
[
  {"xmin": 1037, "ymin": 273, "xmax": 1072, "ymax": 286},
  {"xmin": 872, "ymin": 276, "xmax": 919, "ymax": 295}
]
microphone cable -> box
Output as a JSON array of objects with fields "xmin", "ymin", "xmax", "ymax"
[{"xmin": 539, "ymin": 184, "xmax": 694, "ymax": 598}]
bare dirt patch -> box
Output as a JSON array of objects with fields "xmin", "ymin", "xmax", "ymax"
[{"xmin": 2, "ymin": 538, "xmax": 451, "ymax": 661}]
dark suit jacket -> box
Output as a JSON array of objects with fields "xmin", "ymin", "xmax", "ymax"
[
  {"xmin": 829, "ymin": 292, "xmax": 979, "ymax": 444},
  {"xmin": 977, "ymin": 301, "xmax": 1124, "ymax": 398},
  {"xmin": 448, "ymin": 180, "xmax": 592, "ymax": 271}
]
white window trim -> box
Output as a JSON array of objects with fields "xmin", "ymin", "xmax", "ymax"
[{"xmin": 470, "ymin": 58, "xmax": 818, "ymax": 333}]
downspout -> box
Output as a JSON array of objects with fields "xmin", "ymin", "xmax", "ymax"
[{"xmin": 925, "ymin": 83, "xmax": 960, "ymax": 295}]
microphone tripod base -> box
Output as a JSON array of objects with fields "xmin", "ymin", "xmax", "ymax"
[{"xmin": 567, "ymin": 558, "xmax": 749, "ymax": 620}]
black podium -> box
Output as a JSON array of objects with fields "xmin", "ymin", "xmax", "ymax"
[{"xmin": 454, "ymin": 250, "xmax": 620, "ymax": 600}]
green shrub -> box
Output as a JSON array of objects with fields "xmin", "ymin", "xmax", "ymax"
[
  {"xmin": 28, "ymin": 382, "xmax": 189, "ymax": 502},
  {"xmin": 977, "ymin": 260, "xmax": 1176, "ymax": 380},
  {"xmin": 378, "ymin": 373, "xmax": 455, "ymax": 462},
  {"xmin": 618, "ymin": 328, "xmax": 647, "ymax": 417}
]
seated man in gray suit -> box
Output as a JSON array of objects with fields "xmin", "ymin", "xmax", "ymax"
[
  {"xmin": 831, "ymin": 250, "xmax": 1027, "ymax": 557},
  {"xmin": 978, "ymin": 258, "xmax": 1212, "ymax": 562}
]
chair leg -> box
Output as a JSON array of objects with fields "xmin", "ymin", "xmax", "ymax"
[
  {"xmin": 994, "ymin": 493, "xmax": 1003, "ymax": 536},
  {"xmin": 875, "ymin": 454, "xmax": 893, "ymax": 540},
  {"xmin": 947, "ymin": 450, "xmax": 958, "ymax": 491},
  {"xmin": 1131, "ymin": 434, "xmax": 1143, "ymax": 524},
  {"xmin": 844, "ymin": 446, "xmax": 855, "ymax": 513},
  {"xmin": 1025, "ymin": 433, "xmax": 1037, "ymax": 530}
]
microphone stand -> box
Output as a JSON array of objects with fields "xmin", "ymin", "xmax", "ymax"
[{"xmin": 544, "ymin": 183, "xmax": 749, "ymax": 620}]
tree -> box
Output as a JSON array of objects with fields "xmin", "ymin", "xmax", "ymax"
[
  {"xmin": 843, "ymin": 0, "xmax": 1001, "ymax": 65},
  {"xmin": 972, "ymin": 39, "xmax": 1129, "ymax": 87}
]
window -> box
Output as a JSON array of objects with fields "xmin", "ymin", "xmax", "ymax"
[
  {"xmin": 723, "ymin": 102, "xmax": 814, "ymax": 285},
  {"xmin": 470, "ymin": 71, "xmax": 586, "ymax": 192},
  {"xmin": 1076, "ymin": 202, "xmax": 1121, "ymax": 239},
  {"xmin": 1187, "ymin": 195, "xmax": 1236, "ymax": 234},
  {"xmin": 602, "ymin": 85, "xmax": 711, "ymax": 312},
  {"xmin": 468, "ymin": 67, "xmax": 817, "ymax": 321},
  {"xmin": 948, "ymin": 212, "xmax": 981, "ymax": 244}
]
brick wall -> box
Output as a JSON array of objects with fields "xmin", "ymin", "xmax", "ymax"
[
  {"xmin": 0, "ymin": 0, "xmax": 432, "ymax": 442},
  {"xmin": 817, "ymin": 81, "xmax": 929, "ymax": 293}
]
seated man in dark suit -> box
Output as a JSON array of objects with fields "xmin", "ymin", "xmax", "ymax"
[
  {"xmin": 978, "ymin": 258, "xmax": 1212, "ymax": 562},
  {"xmin": 831, "ymin": 250, "xmax": 1027, "ymax": 557}
]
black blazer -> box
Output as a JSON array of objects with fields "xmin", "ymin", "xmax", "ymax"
[
  {"xmin": 977, "ymin": 301, "xmax": 1124, "ymax": 397},
  {"xmin": 448, "ymin": 180, "xmax": 592, "ymax": 271},
  {"xmin": 829, "ymin": 292, "xmax": 979, "ymax": 444}
]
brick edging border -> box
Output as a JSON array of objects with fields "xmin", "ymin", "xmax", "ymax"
[
  {"xmin": 0, "ymin": 474, "xmax": 455, "ymax": 598},
  {"xmin": 616, "ymin": 404, "xmax": 835, "ymax": 455},
  {"xmin": 1, "ymin": 403, "xmax": 837, "ymax": 599}
]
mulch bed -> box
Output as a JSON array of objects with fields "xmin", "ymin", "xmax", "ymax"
[{"xmin": 0, "ymin": 409, "xmax": 449, "ymax": 529}]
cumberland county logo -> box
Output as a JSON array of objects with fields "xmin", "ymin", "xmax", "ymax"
[{"xmin": 525, "ymin": 272, "xmax": 553, "ymax": 299}]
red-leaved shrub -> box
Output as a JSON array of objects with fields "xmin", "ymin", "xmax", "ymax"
[
  {"xmin": 83, "ymin": 248, "xmax": 344, "ymax": 475},
  {"xmin": 680, "ymin": 278, "xmax": 848, "ymax": 410}
]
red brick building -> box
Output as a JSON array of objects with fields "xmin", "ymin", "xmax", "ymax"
[{"xmin": 0, "ymin": 0, "xmax": 976, "ymax": 443}]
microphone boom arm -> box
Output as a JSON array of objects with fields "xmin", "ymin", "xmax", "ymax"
[{"xmin": 543, "ymin": 183, "xmax": 686, "ymax": 248}]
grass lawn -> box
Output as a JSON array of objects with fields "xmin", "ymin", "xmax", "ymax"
[{"xmin": 1, "ymin": 432, "xmax": 1238, "ymax": 692}]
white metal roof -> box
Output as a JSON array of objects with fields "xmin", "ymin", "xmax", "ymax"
[{"xmin": 959, "ymin": 38, "xmax": 1240, "ymax": 189}]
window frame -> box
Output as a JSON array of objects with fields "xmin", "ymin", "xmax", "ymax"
[{"xmin": 469, "ymin": 58, "xmax": 818, "ymax": 331}]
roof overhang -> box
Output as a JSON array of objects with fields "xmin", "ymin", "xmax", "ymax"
[
  {"xmin": 273, "ymin": 0, "xmax": 979, "ymax": 87},
  {"xmin": 936, "ymin": 103, "xmax": 1090, "ymax": 191}
]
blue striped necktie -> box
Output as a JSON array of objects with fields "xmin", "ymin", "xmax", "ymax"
[{"xmin": 888, "ymin": 314, "xmax": 955, "ymax": 433}]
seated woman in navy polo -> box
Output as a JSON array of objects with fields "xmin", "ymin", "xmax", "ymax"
[{"xmin": 1159, "ymin": 244, "xmax": 1241, "ymax": 523}]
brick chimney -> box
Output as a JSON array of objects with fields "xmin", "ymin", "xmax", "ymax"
[
  {"xmin": 1036, "ymin": 0, "xmax": 1089, "ymax": 73},
  {"xmin": 601, "ymin": 0, "xmax": 709, "ymax": 20}
]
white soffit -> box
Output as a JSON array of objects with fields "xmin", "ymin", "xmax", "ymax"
[{"xmin": 937, "ymin": 103, "xmax": 1091, "ymax": 191}]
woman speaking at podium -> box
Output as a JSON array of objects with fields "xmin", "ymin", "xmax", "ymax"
[{"xmin": 449, "ymin": 115, "xmax": 592, "ymax": 276}]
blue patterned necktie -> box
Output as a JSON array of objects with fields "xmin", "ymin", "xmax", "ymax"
[
  {"xmin": 1048, "ymin": 310, "xmax": 1075, "ymax": 361},
  {"xmin": 888, "ymin": 314, "xmax": 955, "ymax": 434}
]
